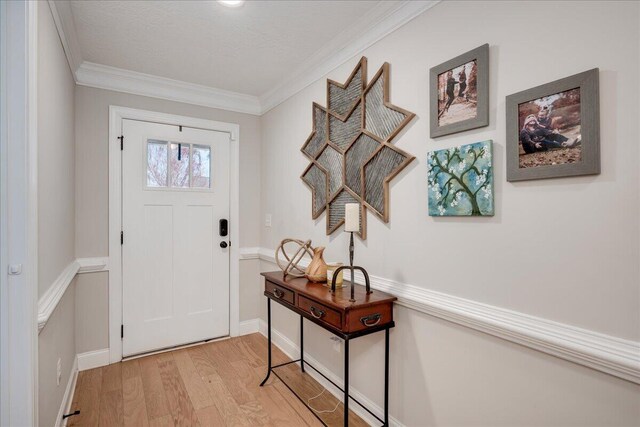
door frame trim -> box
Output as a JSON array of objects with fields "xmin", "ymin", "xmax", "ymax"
[
  {"xmin": 0, "ymin": 1, "xmax": 39, "ymax": 424},
  {"xmin": 108, "ymin": 106, "xmax": 240, "ymax": 363}
]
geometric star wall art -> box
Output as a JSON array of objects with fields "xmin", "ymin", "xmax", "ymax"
[{"xmin": 301, "ymin": 57, "xmax": 416, "ymax": 239}]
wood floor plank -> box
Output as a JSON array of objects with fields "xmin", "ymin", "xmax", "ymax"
[
  {"xmin": 232, "ymin": 358, "xmax": 305, "ymax": 427},
  {"xmin": 187, "ymin": 344, "xmax": 218, "ymax": 377},
  {"xmin": 139, "ymin": 355, "xmax": 172, "ymax": 420},
  {"xmin": 123, "ymin": 375, "xmax": 150, "ymax": 427},
  {"xmin": 149, "ymin": 414, "xmax": 175, "ymax": 427},
  {"xmin": 122, "ymin": 359, "xmax": 141, "ymax": 381},
  {"xmin": 157, "ymin": 356, "xmax": 201, "ymax": 427},
  {"xmin": 68, "ymin": 334, "xmax": 367, "ymax": 427},
  {"xmin": 99, "ymin": 389, "xmax": 124, "ymax": 427},
  {"xmin": 195, "ymin": 404, "xmax": 226, "ymax": 426},
  {"xmin": 235, "ymin": 335, "xmax": 266, "ymax": 368},
  {"xmin": 276, "ymin": 364, "xmax": 369, "ymax": 427},
  {"xmin": 68, "ymin": 367, "xmax": 103, "ymax": 426},
  {"xmin": 67, "ymin": 370, "xmax": 86, "ymax": 418},
  {"xmin": 202, "ymin": 372, "xmax": 252, "ymax": 426},
  {"xmin": 172, "ymin": 349, "xmax": 214, "ymax": 410},
  {"xmin": 102, "ymin": 362, "xmax": 123, "ymax": 392},
  {"xmin": 205, "ymin": 341, "xmax": 255, "ymax": 406},
  {"xmin": 271, "ymin": 378, "xmax": 325, "ymax": 427}
]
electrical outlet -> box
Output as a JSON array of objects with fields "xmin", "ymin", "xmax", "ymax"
[
  {"xmin": 265, "ymin": 214, "xmax": 272, "ymax": 227},
  {"xmin": 330, "ymin": 336, "xmax": 341, "ymax": 353},
  {"xmin": 56, "ymin": 358, "xmax": 62, "ymax": 386}
]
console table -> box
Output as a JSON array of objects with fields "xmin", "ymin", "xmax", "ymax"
[{"xmin": 259, "ymin": 271, "xmax": 397, "ymax": 426}]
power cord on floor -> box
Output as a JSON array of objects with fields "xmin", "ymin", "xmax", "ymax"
[{"xmin": 307, "ymin": 388, "xmax": 341, "ymax": 414}]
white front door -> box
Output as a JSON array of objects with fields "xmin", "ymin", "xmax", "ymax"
[{"xmin": 122, "ymin": 119, "xmax": 230, "ymax": 357}]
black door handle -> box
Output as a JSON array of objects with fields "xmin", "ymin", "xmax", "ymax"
[{"xmin": 220, "ymin": 241, "xmax": 228, "ymax": 249}]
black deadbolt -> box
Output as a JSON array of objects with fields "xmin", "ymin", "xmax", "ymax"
[
  {"xmin": 220, "ymin": 241, "xmax": 228, "ymax": 249},
  {"xmin": 219, "ymin": 219, "xmax": 228, "ymax": 237}
]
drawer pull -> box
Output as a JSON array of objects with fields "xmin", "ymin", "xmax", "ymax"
[
  {"xmin": 310, "ymin": 306, "xmax": 325, "ymax": 319},
  {"xmin": 272, "ymin": 288, "xmax": 284, "ymax": 299},
  {"xmin": 360, "ymin": 313, "xmax": 381, "ymax": 327}
]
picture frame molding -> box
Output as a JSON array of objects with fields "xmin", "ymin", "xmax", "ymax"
[
  {"xmin": 429, "ymin": 43, "xmax": 489, "ymax": 138},
  {"xmin": 505, "ymin": 68, "xmax": 600, "ymax": 181}
]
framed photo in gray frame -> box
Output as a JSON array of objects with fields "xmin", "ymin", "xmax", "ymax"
[
  {"xmin": 430, "ymin": 43, "xmax": 489, "ymax": 138},
  {"xmin": 506, "ymin": 68, "xmax": 600, "ymax": 181}
]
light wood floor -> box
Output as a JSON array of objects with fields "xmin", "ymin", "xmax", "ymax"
[{"xmin": 68, "ymin": 333, "xmax": 368, "ymax": 426}]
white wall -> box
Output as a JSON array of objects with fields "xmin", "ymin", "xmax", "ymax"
[
  {"xmin": 37, "ymin": 2, "xmax": 77, "ymax": 425},
  {"xmin": 74, "ymin": 86, "xmax": 262, "ymax": 353},
  {"xmin": 38, "ymin": 2, "xmax": 76, "ymax": 298},
  {"xmin": 259, "ymin": 1, "xmax": 640, "ymax": 425}
]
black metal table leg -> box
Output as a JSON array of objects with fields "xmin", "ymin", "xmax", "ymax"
[
  {"xmin": 344, "ymin": 337, "xmax": 349, "ymax": 426},
  {"xmin": 384, "ymin": 327, "xmax": 389, "ymax": 426},
  {"xmin": 300, "ymin": 315, "xmax": 305, "ymax": 373},
  {"xmin": 260, "ymin": 298, "xmax": 272, "ymax": 386}
]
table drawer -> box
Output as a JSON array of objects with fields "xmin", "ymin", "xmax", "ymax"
[
  {"xmin": 265, "ymin": 280, "xmax": 295, "ymax": 305},
  {"xmin": 298, "ymin": 296, "xmax": 342, "ymax": 329},
  {"xmin": 346, "ymin": 304, "xmax": 393, "ymax": 333}
]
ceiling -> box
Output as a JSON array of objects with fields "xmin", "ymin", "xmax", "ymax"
[{"xmin": 52, "ymin": 1, "xmax": 438, "ymax": 114}]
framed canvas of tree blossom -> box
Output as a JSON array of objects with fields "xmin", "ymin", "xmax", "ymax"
[{"xmin": 428, "ymin": 140, "xmax": 494, "ymax": 216}]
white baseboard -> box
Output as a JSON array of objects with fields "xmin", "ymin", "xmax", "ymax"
[
  {"xmin": 244, "ymin": 246, "xmax": 640, "ymax": 385},
  {"xmin": 239, "ymin": 318, "xmax": 260, "ymax": 335},
  {"xmin": 55, "ymin": 356, "xmax": 78, "ymax": 427},
  {"xmin": 77, "ymin": 348, "xmax": 110, "ymax": 371},
  {"xmin": 257, "ymin": 319, "xmax": 404, "ymax": 427}
]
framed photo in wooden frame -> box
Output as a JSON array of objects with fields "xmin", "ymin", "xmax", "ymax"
[
  {"xmin": 506, "ymin": 68, "xmax": 600, "ymax": 181},
  {"xmin": 430, "ymin": 43, "xmax": 489, "ymax": 138}
]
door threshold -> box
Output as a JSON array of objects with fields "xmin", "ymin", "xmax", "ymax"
[{"xmin": 122, "ymin": 335, "xmax": 230, "ymax": 361}]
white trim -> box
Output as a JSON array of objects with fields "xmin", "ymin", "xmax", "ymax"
[
  {"xmin": 76, "ymin": 257, "xmax": 109, "ymax": 273},
  {"xmin": 77, "ymin": 62, "xmax": 261, "ymax": 116},
  {"xmin": 239, "ymin": 246, "xmax": 261, "ymax": 260},
  {"xmin": 258, "ymin": 0, "xmax": 440, "ymax": 113},
  {"xmin": 47, "ymin": 0, "xmax": 81, "ymax": 78},
  {"xmin": 0, "ymin": 2, "xmax": 39, "ymax": 425},
  {"xmin": 245, "ymin": 247, "xmax": 640, "ymax": 384},
  {"xmin": 257, "ymin": 319, "xmax": 403, "ymax": 427},
  {"xmin": 47, "ymin": 0, "xmax": 439, "ymax": 116},
  {"xmin": 77, "ymin": 349, "xmax": 110, "ymax": 372},
  {"xmin": 37, "ymin": 261, "xmax": 80, "ymax": 333},
  {"xmin": 238, "ymin": 318, "xmax": 260, "ymax": 336},
  {"xmin": 55, "ymin": 356, "xmax": 78, "ymax": 427},
  {"xmin": 36, "ymin": 257, "xmax": 109, "ymax": 332},
  {"xmin": 109, "ymin": 106, "xmax": 241, "ymax": 363}
]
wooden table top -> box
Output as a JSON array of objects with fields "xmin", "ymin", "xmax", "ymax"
[{"xmin": 261, "ymin": 271, "xmax": 396, "ymax": 311}]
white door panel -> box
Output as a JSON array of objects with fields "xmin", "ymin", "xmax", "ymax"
[{"xmin": 122, "ymin": 119, "xmax": 230, "ymax": 357}]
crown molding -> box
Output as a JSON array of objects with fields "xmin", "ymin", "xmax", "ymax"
[
  {"xmin": 48, "ymin": 0, "xmax": 82, "ymax": 78},
  {"xmin": 258, "ymin": 0, "xmax": 441, "ymax": 114},
  {"xmin": 49, "ymin": 0, "xmax": 438, "ymax": 116},
  {"xmin": 245, "ymin": 246, "xmax": 640, "ymax": 384},
  {"xmin": 76, "ymin": 61, "xmax": 262, "ymax": 115}
]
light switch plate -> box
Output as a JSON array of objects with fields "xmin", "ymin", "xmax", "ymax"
[{"xmin": 265, "ymin": 214, "xmax": 272, "ymax": 227}]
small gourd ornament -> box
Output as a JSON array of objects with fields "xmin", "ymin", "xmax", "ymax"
[{"xmin": 305, "ymin": 246, "xmax": 328, "ymax": 283}]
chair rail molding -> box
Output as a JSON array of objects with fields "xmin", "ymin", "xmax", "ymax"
[
  {"xmin": 37, "ymin": 257, "xmax": 110, "ymax": 332},
  {"xmin": 76, "ymin": 256, "xmax": 109, "ymax": 273},
  {"xmin": 37, "ymin": 261, "xmax": 79, "ymax": 333},
  {"xmin": 243, "ymin": 246, "xmax": 640, "ymax": 384}
]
